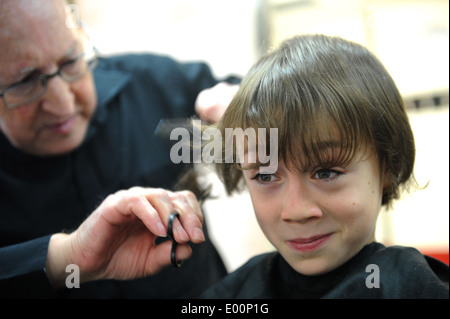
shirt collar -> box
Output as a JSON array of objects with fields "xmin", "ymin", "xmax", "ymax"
[{"xmin": 85, "ymin": 59, "xmax": 131, "ymax": 141}]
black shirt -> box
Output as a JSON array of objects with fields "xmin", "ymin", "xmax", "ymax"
[{"xmin": 201, "ymin": 242, "xmax": 449, "ymax": 298}]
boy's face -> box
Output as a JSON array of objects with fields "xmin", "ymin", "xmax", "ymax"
[{"xmin": 242, "ymin": 148, "xmax": 387, "ymax": 276}]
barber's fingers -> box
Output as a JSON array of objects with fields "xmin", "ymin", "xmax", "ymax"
[
  {"xmin": 107, "ymin": 187, "xmax": 204, "ymax": 243},
  {"xmin": 168, "ymin": 190, "xmax": 205, "ymax": 244},
  {"xmin": 102, "ymin": 187, "xmax": 168, "ymax": 238}
]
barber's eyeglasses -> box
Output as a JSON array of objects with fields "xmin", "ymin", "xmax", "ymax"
[{"xmin": 0, "ymin": 47, "xmax": 98, "ymax": 109}]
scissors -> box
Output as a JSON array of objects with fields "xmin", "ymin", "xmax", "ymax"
[{"xmin": 168, "ymin": 212, "xmax": 183, "ymax": 268}]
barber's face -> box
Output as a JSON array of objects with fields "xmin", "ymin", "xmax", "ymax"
[{"xmin": 0, "ymin": 1, "xmax": 97, "ymax": 156}]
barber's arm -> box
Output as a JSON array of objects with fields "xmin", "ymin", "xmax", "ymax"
[
  {"xmin": 45, "ymin": 187, "xmax": 204, "ymax": 288},
  {"xmin": 0, "ymin": 236, "xmax": 57, "ymax": 298},
  {"xmin": 0, "ymin": 187, "xmax": 203, "ymax": 292}
]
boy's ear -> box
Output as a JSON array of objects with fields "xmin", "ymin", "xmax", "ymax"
[
  {"xmin": 378, "ymin": 157, "xmax": 392, "ymax": 191},
  {"xmin": 380, "ymin": 165, "xmax": 393, "ymax": 206},
  {"xmin": 380, "ymin": 161, "xmax": 393, "ymax": 201},
  {"xmin": 383, "ymin": 169, "xmax": 392, "ymax": 189}
]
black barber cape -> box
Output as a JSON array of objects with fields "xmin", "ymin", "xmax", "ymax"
[
  {"xmin": 201, "ymin": 242, "xmax": 449, "ymax": 298},
  {"xmin": 0, "ymin": 53, "xmax": 228, "ymax": 298}
]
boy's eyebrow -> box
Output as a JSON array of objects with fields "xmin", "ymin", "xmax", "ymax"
[
  {"xmin": 239, "ymin": 140, "xmax": 345, "ymax": 169},
  {"xmin": 284, "ymin": 140, "xmax": 345, "ymax": 156},
  {"xmin": 312, "ymin": 140, "xmax": 345, "ymax": 150},
  {"xmin": 241, "ymin": 163, "xmax": 260, "ymax": 171}
]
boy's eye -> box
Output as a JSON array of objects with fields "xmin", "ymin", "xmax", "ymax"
[
  {"xmin": 251, "ymin": 173, "xmax": 277, "ymax": 183},
  {"xmin": 313, "ymin": 169, "xmax": 342, "ymax": 180},
  {"xmin": 259, "ymin": 174, "xmax": 273, "ymax": 182}
]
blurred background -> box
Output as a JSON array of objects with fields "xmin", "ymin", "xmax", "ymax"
[{"xmin": 75, "ymin": 0, "xmax": 449, "ymax": 270}]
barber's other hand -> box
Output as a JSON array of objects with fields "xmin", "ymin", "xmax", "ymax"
[
  {"xmin": 195, "ymin": 82, "xmax": 239, "ymax": 123},
  {"xmin": 45, "ymin": 187, "xmax": 204, "ymax": 287}
]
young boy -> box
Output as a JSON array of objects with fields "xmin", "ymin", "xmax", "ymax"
[{"xmin": 200, "ymin": 34, "xmax": 449, "ymax": 298}]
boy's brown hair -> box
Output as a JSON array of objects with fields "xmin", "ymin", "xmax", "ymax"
[{"xmin": 212, "ymin": 34, "xmax": 416, "ymax": 207}]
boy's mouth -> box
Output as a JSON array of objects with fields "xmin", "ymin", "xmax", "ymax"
[{"xmin": 287, "ymin": 233, "xmax": 334, "ymax": 253}]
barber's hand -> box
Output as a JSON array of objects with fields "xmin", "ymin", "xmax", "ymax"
[
  {"xmin": 195, "ymin": 82, "xmax": 239, "ymax": 123},
  {"xmin": 45, "ymin": 187, "xmax": 204, "ymax": 287}
]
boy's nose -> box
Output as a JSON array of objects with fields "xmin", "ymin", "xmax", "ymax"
[{"xmin": 280, "ymin": 179, "xmax": 323, "ymax": 224}]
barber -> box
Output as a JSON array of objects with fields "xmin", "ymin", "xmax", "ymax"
[{"xmin": 0, "ymin": 0, "xmax": 239, "ymax": 298}]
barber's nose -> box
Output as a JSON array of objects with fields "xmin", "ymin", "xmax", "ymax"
[
  {"xmin": 280, "ymin": 178, "xmax": 323, "ymax": 224},
  {"xmin": 40, "ymin": 76, "xmax": 75, "ymax": 116}
]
